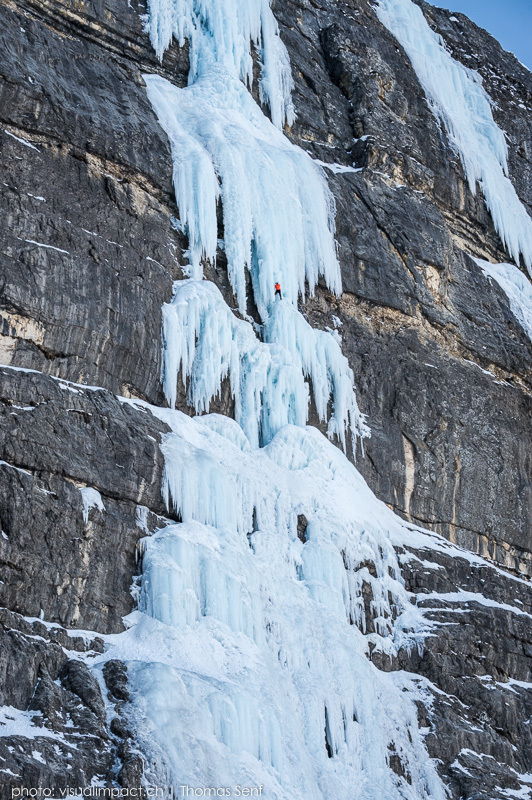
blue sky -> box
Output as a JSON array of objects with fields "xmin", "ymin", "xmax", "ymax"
[{"xmin": 434, "ymin": 0, "xmax": 532, "ymax": 69}]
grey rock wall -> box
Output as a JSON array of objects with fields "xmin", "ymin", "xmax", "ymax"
[
  {"xmin": 397, "ymin": 541, "xmax": 532, "ymax": 799},
  {"xmin": 277, "ymin": 0, "xmax": 532, "ymax": 573}
]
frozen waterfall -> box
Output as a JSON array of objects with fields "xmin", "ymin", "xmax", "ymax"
[
  {"xmin": 145, "ymin": 70, "xmax": 340, "ymax": 318},
  {"xmin": 161, "ymin": 280, "xmax": 368, "ymax": 449},
  {"xmin": 146, "ymin": 0, "xmax": 294, "ymax": 129},
  {"xmin": 102, "ymin": 410, "xmax": 446, "ymax": 800},
  {"xmin": 95, "ymin": 0, "xmax": 451, "ymax": 797},
  {"xmin": 375, "ymin": 0, "xmax": 532, "ymax": 273}
]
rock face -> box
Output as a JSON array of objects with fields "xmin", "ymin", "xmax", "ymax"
[
  {"xmin": 394, "ymin": 538, "xmax": 532, "ymax": 798},
  {"xmin": 0, "ymin": 0, "xmax": 531, "ymax": 796}
]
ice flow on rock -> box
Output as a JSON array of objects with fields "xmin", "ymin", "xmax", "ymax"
[
  {"xmin": 146, "ymin": 0, "xmax": 295, "ymax": 129},
  {"xmin": 108, "ymin": 413, "xmax": 446, "ymax": 800},
  {"xmin": 376, "ymin": 0, "xmax": 532, "ymax": 273},
  {"xmin": 144, "ymin": 68, "xmax": 340, "ymax": 318},
  {"xmin": 99, "ymin": 0, "xmax": 456, "ymax": 797},
  {"xmin": 161, "ymin": 280, "xmax": 368, "ymax": 450}
]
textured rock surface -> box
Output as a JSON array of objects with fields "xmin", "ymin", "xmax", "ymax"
[
  {"xmin": 396, "ymin": 540, "xmax": 532, "ymax": 799},
  {"xmin": 0, "ymin": 0, "xmax": 531, "ymax": 795}
]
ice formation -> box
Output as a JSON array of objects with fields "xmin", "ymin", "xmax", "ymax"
[
  {"xmin": 474, "ymin": 257, "xmax": 532, "ymax": 342},
  {"xmin": 96, "ymin": 409, "xmax": 445, "ymax": 799},
  {"xmin": 263, "ymin": 301, "xmax": 369, "ymax": 448},
  {"xmin": 145, "ymin": 0, "xmax": 294, "ymax": 129},
  {"xmin": 80, "ymin": 486, "xmax": 105, "ymax": 523},
  {"xmin": 375, "ymin": 0, "xmax": 532, "ymax": 273},
  {"xmin": 94, "ymin": 0, "xmax": 448, "ymax": 796},
  {"xmin": 145, "ymin": 71, "xmax": 340, "ymax": 317},
  {"xmin": 161, "ymin": 280, "xmax": 368, "ymax": 449},
  {"xmin": 144, "ymin": 0, "xmax": 338, "ymax": 316}
]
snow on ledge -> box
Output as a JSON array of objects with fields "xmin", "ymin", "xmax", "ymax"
[
  {"xmin": 474, "ymin": 257, "xmax": 532, "ymax": 343},
  {"xmin": 80, "ymin": 487, "xmax": 105, "ymax": 523},
  {"xmin": 0, "ymin": 706, "xmax": 75, "ymax": 745}
]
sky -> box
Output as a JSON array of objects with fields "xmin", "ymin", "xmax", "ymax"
[{"xmin": 434, "ymin": 0, "xmax": 532, "ymax": 69}]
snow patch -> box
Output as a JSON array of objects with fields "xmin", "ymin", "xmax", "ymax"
[
  {"xmin": 24, "ymin": 239, "xmax": 69, "ymax": 255},
  {"xmin": 419, "ymin": 589, "xmax": 532, "ymax": 619},
  {"xmin": 80, "ymin": 487, "xmax": 105, "ymax": 523},
  {"xmin": 313, "ymin": 159, "xmax": 364, "ymax": 175},
  {"xmin": 474, "ymin": 257, "xmax": 532, "ymax": 342},
  {"xmin": 0, "ymin": 460, "xmax": 32, "ymax": 477},
  {"xmin": 3, "ymin": 130, "xmax": 40, "ymax": 151},
  {"xmin": 0, "ymin": 707, "xmax": 72, "ymax": 744}
]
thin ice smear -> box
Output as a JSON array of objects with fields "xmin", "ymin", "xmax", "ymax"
[{"xmin": 474, "ymin": 257, "xmax": 532, "ymax": 343}]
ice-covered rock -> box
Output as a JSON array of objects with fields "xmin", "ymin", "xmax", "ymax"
[
  {"xmin": 161, "ymin": 280, "xmax": 368, "ymax": 449},
  {"xmin": 145, "ymin": 70, "xmax": 339, "ymax": 316},
  {"xmin": 376, "ymin": 0, "xmax": 532, "ymax": 272}
]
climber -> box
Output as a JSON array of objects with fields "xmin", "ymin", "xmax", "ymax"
[{"xmin": 274, "ymin": 282, "xmax": 282, "ymax": 300}]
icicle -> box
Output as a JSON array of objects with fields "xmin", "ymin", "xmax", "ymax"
[
  {"xmin": 145, "ymin": 0, "xmax": 295, "ymax": 128},
  {"xmin": 161, "ymin": 280, "xmax": 368, "ymax": 449},
  {"xmin": 108, "ymin": 413, "xmax": 446, "ymax": 800},
  {"xmin": 375, "ymin": 0, "xmax": 532, "ymax": 273},
  {"xmin": 139, "ymin": 521, "xmax": 264, "ymax": 642},
  {"xmin": 80, "ymin": 486, "xmax": 105, "ymax": 523},
  {"xmin": 264, "ymin": 300, "xmax": 370, "ymax": 448},
  {"xmin": 161, "ymin": 279, "xmax": 308, "ymax": 447},
  {"xmin": 145, "ymin": 71, "xmax": 340, "ymax": 314}
]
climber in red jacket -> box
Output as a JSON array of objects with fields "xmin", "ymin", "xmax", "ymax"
[{"xmin": 275, "ymin": 282, "xmax": 282, "ymax": 300}]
